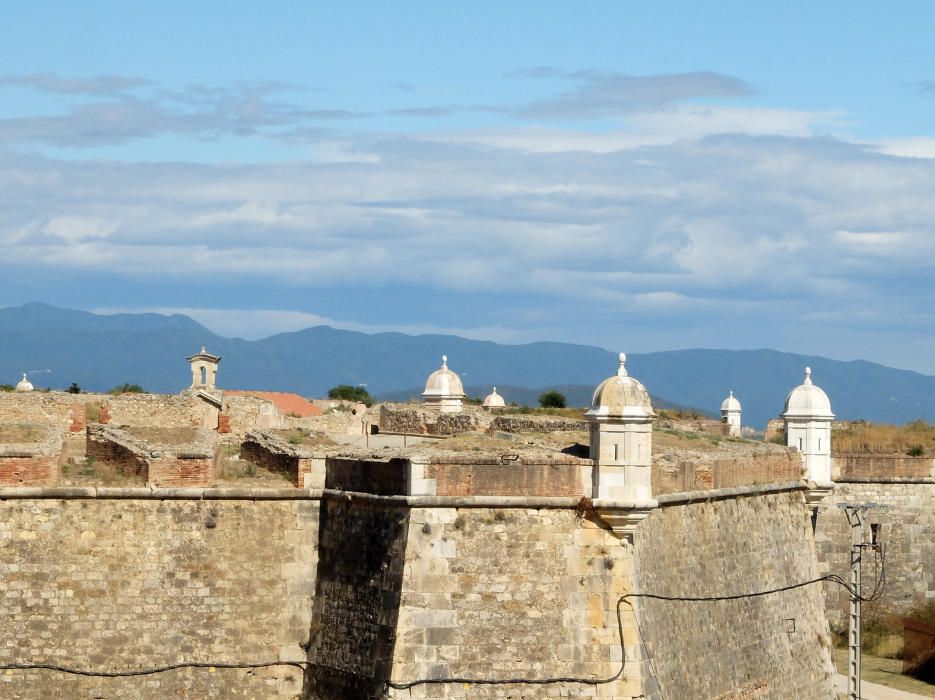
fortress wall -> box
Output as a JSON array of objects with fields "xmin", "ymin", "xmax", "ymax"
[
  {"xmin": 424, "ymin": 460, "xmax": 591, "ymax": 497},
  {"xmin": 832, "ymin": 455, "xmax": 935, "ymax": 479},
  {"xmin": 488, "ymin": 415, "xmax": 588, "ymax": 434},
  {"xmin": 306, "ymin": 498, "xmax": 411, "ymax": 699},
  {"xmin": 0, "ymin": 494, "xmax": 318, "ymax": 700},
  {"xmin": 385, "ymin": 506, "xmax": 639, "ymax": 700},
  {"xmin": 814, "ymin": 480, "xmax": 935, "ymax": 629},
  {"xmin": 634, "ymin": 487, "xmax": 835, "ymax": 700},
  {"xmin": 652, "ymin": 453, "xmax": 803, "ymax": 495}
]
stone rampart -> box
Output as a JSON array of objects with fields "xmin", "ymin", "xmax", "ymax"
[
  {"xmin": 0, "ymin": 492, "xmax": 317, "ymax": 699},
  {"xmin": 815, "ymin": 480, "xmax": 935, "ymax": 629},
  {"xmin": 634, "ymin": 487, "xmax": 835, "ymax": 699},
  {"xmin": 832, "ymin": 454, "xmax": 935, "ymax": 479},
  {"xmin": 424, "ymin": 455, "xmax": 591, "ymax": 497},
  {"xmin": 652, "ymin": 453, "xmax": 804, "ymax": 495}
]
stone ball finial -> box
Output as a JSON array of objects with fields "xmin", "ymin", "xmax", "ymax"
[
  {"xmin": 617, "ymin": 352, "xmax": 628, "ymax": 377},
  {"xmin": 201, "ymin": 345, "xmax": 207, "ymax": 353},
  {"xmin": 442, "ymin": 354, "xmax": 448, "ymax": 367},
  {"xmin": 804, "ymin": 366, "xmax": 812, "ymax": 384}
]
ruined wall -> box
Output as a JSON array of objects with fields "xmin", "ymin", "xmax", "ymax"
[
  {"xmin": 106, "ymin": 394, "xmax": 205, "ymax": 428},
  {"xmin": 379, "ymin": 405, "xmax": 483, "ymax": 436},
  {"xmin": 0, "ymin": 493, "xmax": 318, "ymax": 700},
  {"xmin": 815, "ymin": 480, "xmax": 935, "ymax": 629},
  {"xmin": 0, "ymin": 392, "xmax": 93, "ymax": 429},
  {"xmin": 488, "ymin": 415, "xmax": 587, "ymax": 434},
  {"xmin": 634, "ymin": 488, "xmax": 835, "ymax": 700},
  {"xmin": 386, "ymin": 506, "xmax": 638, "ymax": 700},
  {"xmin": 0, "ymin": 424, "xmax": 64, "ymax": 486},
  {"xmin": 240, "ymin": 432, "xmax": 317, "ymax": 488}
]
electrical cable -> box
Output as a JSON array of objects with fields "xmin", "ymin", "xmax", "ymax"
[{"xmin": 0, "ymin": 547, "xmax": 886, "ymax": 690}]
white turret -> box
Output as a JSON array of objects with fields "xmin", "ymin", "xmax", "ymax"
[
  {"xmin": 422, "ymin": 355, "xmax": 465, "ymax": 413},
  {"xmin": 782, "ymin": 367, "xmax": 834, "ymax": 482},
  {"xmin": 482, "ymin": 386, "xmax": 506, "ymax": 410},
  {"xmin": 721, "ymin": 390, "xmax": 742, "ymax": 437},
  {"xmin": 14, "ymin": 373, "xmax": 33, "ymax": 393},
  {"xmin": 585, "ymin": 353, "xmax": 655, "ymax": 500}
]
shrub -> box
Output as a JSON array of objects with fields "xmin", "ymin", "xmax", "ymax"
[
  {"xmin": 327, "ymin": 384, "xmax": 374, "ymax": 406},
  {"xmin": 66, "ymin": 382, "xmax": 82, "ymax": 394},
  {"xmin": 538, "ymin": 390, "xmax": 566, "ymax": 409},
  {"xmin": 108, "ymin": 383, "xmax": 145, "ymax": 395},
  {"xmin": 907, "ymin": 445, "xmax": 925, "ymax": 457}
]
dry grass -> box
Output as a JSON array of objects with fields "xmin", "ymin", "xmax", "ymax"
[
  {"xmin": 834, "ymin": 649, "xmax": 935, "ymax": 697},
  {"xmin": 270, "ymin": 429, "xmax": 337, "ymax": 448},
  {"xmin": 214, "ymin": 459, "xmax": 293, "ymax": 487},
  {"xmin": 433, "ymin": 433, "xmax": 520, "ymax": 452},
  {"xmin": 0, "ymin": 425, "xmax": 48, "ymax": 443},
  {"xmin": 496, "ymin": 407, "xmax": 586, "ymax": 419},
  {"xmin": 123, "ymin": 427, "xmax": 202, "ymax": 445},
  {"xmin": 833, "ymin": 420, "xmax": 935, "ymax": 456},
  {"xmin": 61, "ymin": 457, "xmax": 144, "ymax": 486}
]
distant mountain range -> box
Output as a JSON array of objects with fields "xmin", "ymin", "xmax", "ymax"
[{"xmin": 0, "ymin": 303, "xmax": 933, "ymax": 428}]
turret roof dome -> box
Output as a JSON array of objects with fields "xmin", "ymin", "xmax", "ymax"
[
  {"xmin": 585, "ymin": 353, "xmax": 654, "ymax": 420},
  {"xmin": 721, "ymin": 390, "xmax": 742, "ymax": 412},
  {"xmin": 15, "ymin": 373, "xmax": 33, "ymax": 392},
  {"xmin": 482, "ymin": 387, "xmax": 506, "ymax": 408},
  {"xmin": 782, "ymin": 367, "xmax": 834, "ymax": 419},
  {"xmin": 422, "ymin": 355, "xmax": 465, "ymax": 399}
]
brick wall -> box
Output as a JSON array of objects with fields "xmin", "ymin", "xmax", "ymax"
[
  {"xmin": 832, "ymin": 455, "xmax": 934, "ymax": 479},
  {"xmin": 653, "ymin": 454, "xmax": 803, "ymax": 495},
  {"xmin": 147, "ymin": 456, "xmax": 216, "ymax": 488},
  {"xmin": 0, "ymin": 456, "xmax": 57, "ymax": 485},
  {"xmin": 425, "ymin": 460, "xmax": 591, "ymax": 497},
  {"xmin": 240, "ymin": 440, "xmax": 312, "ymax": 488}
]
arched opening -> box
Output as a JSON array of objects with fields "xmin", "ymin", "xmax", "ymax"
[{"xmin": 200, "ymin": 366, "xmax": 207, "ymax": 385}]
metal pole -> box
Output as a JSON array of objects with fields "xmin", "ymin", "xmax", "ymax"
[{"xmin": 845, "ymin": 506, "xmax": 862, "ymax": 700}]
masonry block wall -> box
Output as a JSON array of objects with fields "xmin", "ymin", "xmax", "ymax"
[
  {"xmin": 305, "ymin": 499, "xmax": 410, "ymax": 698},
  {"xmin": 634, "ymin": 489, "xmax": 835, "ymax": 699},
  {"xmin": 815, "ymin": 480, "xmax": 935, "ymax": 629},
  {"xmin": 385, "ymin": 507, "xmax": 639, "ymax": 700},
  {"xmin": 0, "ymin": 496, "xmax": 318, "ymax": 700},
  {"xmin": 832, "ymin": 455, "xmax": 934, "ymax": 479}
]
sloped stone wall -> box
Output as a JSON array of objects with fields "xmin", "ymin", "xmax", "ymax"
[{"xmin": 634, "ymin": 488, "xmax": 835, "ymax": 699}]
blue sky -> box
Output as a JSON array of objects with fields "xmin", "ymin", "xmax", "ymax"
[{"xmin": 2, "ymin": 2, "xmax": 935, "ymax": 372}]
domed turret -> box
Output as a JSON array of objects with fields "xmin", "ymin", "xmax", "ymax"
[
  {"xmin": 14, "ymin": 373, "xmax": 33, "ymax": 392},
  {"xmin": 586, "ymin": 353, "xmax": 654, "ymax": 501},
  {"xmin": 782, "ymin": 367, "xmax": 834, "ymax": 483},
  {"xmin": 482, "ymin": 387, "xmax": 506, "ymax": 410},
  {"xmin": 422, "ymin": 355, "xmax": 465, "ymax": 413},
  {"xmin": 721, "ymin": 390, "xmax": 742, "ymax": 436},
  {"xmin": 586, "ymin": 353, "xmax": 654, "ymax": 420},
  {"xmin": 782, "ymin": 367, "xmax": 833, "ymax": 419}
]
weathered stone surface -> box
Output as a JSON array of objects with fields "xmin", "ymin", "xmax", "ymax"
[
  {"xmin": 815, "ymin": 481, "xmax": 935, "ymax": 629},
  {"xmin": 634, "ymin": 489, "xmax": 835, "ymax": 699},
  {"xmin": 0, "ymin": 497, "xmax": 318, "ymax": 699},
  {"xmin": 489, "ymin": 414, "xmax": 588, "ymax": 434}
]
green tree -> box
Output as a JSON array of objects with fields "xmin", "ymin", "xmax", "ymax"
[
  {"xmin": 66, "ymin": 382, "xmax": 82, "ymax": 394},
  {"xmin": 108, "ymin": 383, "xmax": 145, "ymax": 395},
  {"xmin": 538, "ymin": 390, "xmax": 566, "ymax": 408},
  {"xmin": 328, "ymin": 384, "xmax": 374, "ymax": 406}
]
